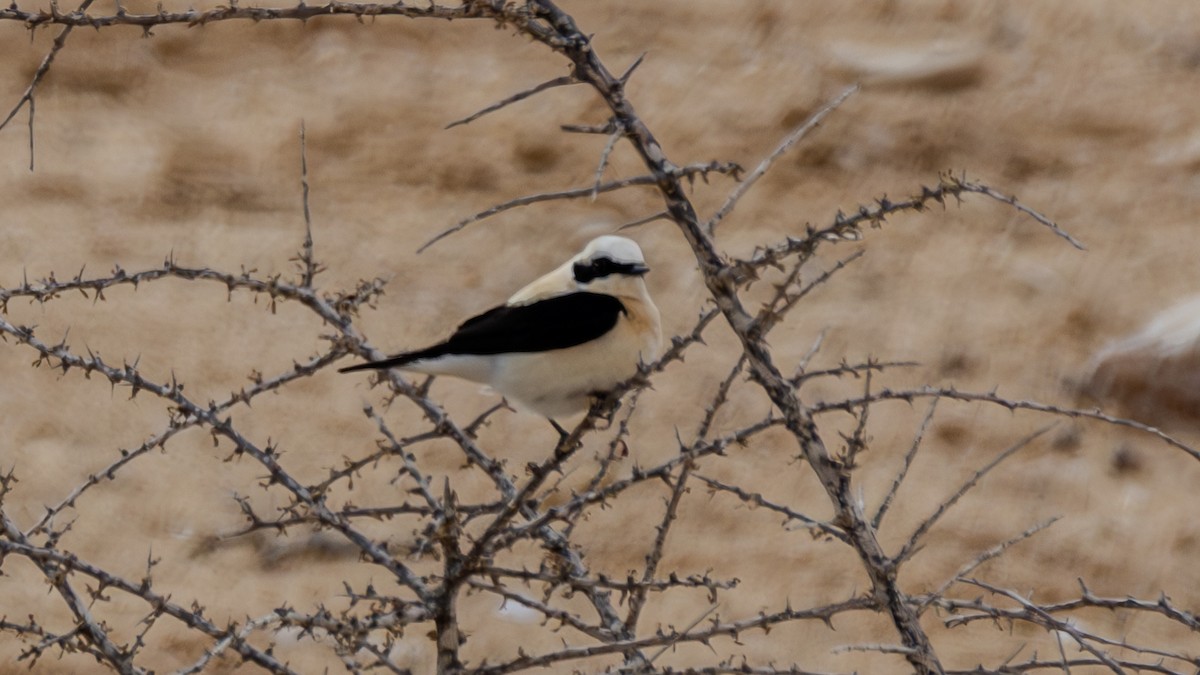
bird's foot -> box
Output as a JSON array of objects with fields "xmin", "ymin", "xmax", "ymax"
[{"xmin": 588, "ymin": 391, "xmax": 621, "ymax": 430}]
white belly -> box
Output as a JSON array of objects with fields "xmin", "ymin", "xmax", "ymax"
[{"xmin": 404, "ymin": 317, "xmax": 659, "ymax": 418}]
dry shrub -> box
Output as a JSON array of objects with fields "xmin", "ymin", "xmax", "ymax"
[{"xmin": 1, "ymin": 2, "xmax": 1198, "ymax": 674}]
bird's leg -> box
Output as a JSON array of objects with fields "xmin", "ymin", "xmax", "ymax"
[{"xmin": 588, "ymin": 391, "xmax": 621, "ymax": 430}]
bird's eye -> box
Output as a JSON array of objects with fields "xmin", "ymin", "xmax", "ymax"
[
  {"xmin": 574, "ymin": 255, "xmax": 640, "ymax": 283},
  {"xmin": 573, "ymin": 261, "xmax": 597, "ymax": 283}
]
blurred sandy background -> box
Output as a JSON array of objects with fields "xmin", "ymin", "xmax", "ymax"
[{"xmin": 2, "ymin": 1, "xmax": 1200, "ymax": 672}]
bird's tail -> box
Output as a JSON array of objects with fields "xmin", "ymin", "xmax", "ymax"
[{"xmin": 338, "ymin": 352, "xmax": 423, "ymax": 374}]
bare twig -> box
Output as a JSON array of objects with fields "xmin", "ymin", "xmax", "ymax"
[
  {"xmin": 735, "ymin": 173, "xmax": 1084, "ymax": 279},
  {"xmin": 753, "ymin": 250, "xmax": 866, "ymax": 339},
  {"xmin": 0, "ymin": 534, "xmax": 300, "ymax": 673},
  {"xmin": 624, "ymin": 460, "xmax": 694, "ymax": 635},
  {"xmin": 467, "ymin": 579, "xmax": 607, "ymax": 640},
  {"xmin": 811, "ymin": 386, "xmax": 1200, "ymax": 463},
  {"xmin": 296, "ymin": 121, "xmax": 319, "ymax": 288},
  {"xmin": 618, "ymin": 51, "xmax": 647, "ymax": 83},
  {"xmin": 0, "ymin": 513, "xmax": 138, "ymax": 673},
  {"xmin": 616, "ymin": 209, "xmax": 672, "ymax": 231},
  {"xmin": 0, "ymin": 0, "xmax": 97, "ymax": 170},
  {"xmin": 707, "ymin": 84, "xmax": 859, "ymax": 234},
  {"xmin": 872, "ymin": 398, "xmax": 938, "ymax": 530},
  {"xmin": 958, "ymin": 579, "xmax": 1129, "ymax": 673},
  {"xmin": 894, "ymin": 425, "xmax": 1055, "ymax": 565},
  {"xmin": 694, "ymin": 473, "xmax": 848, "ymax": 543},
  {"xmin": 26, "ymin": 347, "xmax": 347, "ymax": 538},
  {"xmin": 646, "ymin": 602, "xmax": 718, "ymax": 664},
  {"xmin": 445, "ymin": 75, "xmax": 578, "ymax": 129},
  {"xmin": 793, "ymin": 328, "xmax": 828, "ymax": 377},
  {"xmin": 958, "ymin": 178, "xmax": 1085, "ymax": 250},
  {"xmin": 0, "ymin": 313, "xmax": 435, "ymax": 600},
  {"xmin": 938, "ymin": 581, "xmax": 1200, "ymax": 632},
  {"xmin": 470, "ymin": 595, "xmax": 875, "ymax": 675},
  {"xmin": 0, "ymin": 1, "xmax": 482, "ymax": 29},
  {"xmin": 416, "ymin": 160, "xmax": 741, "ymax": 252},
  {"xmin": 592, "ymin": 123, "xmax": 624, "ymax": 199},
  {"xmin": 919, "ymin": 516, "xmax": 1060, "ymax": 611}
]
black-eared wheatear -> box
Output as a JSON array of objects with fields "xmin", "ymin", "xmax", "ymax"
[{"xmin": 340, "ymin": 236, "xmax": 662, "ymax": 418}]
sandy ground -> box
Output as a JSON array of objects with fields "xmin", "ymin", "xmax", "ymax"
[{"xmin": 2, "ymin": 1, "xmax": 1200, "ymax": 672}]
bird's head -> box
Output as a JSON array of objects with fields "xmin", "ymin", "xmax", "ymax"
[
  {"xmin": 570, "ymin": 236, "xmax": 651, "ymax": 295},
  {"xmin": 507, "ymin": 235, "xmax": 654, "ymax": 306}
]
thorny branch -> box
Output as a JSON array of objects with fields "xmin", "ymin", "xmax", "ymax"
[
  {"xmin": 0, "ymin": 0, "xmax": 483, "ymax": 28},
  {"xmin": 446, "ymin": 75, "xmax": 578, "ymax": 130},
  {"xmin": 893, "ymin": 425, "xmax": 1055, "ymax": 566},
  {"xmin": 2, "ymin": 1, "xmax": 1198, "ymax": 674},
  {"xmin": 729, "ymin": 172, "xmax": 1085, "ymax": 285},
  {"xmin": 706, "ymin": 84, "xmax": 858, "ymax": 234},
  {"xmin": 416, "ymin": 160, "xmax": 742, "ymax": 253},
  {"xmin": 511, "ymin": 2, "xmax": 943, "ymax": 671},
  {"xmin": 811, "ymin": 385, "xmax": 1200, "ymax": 463},
  {"xmin": 0, "ymin": 0, "xmax": 96, "ymax": 169}
]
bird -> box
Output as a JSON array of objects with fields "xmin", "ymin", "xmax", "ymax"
[{"xmin": 340, "ymin": 235, "xmax": 662, "ymax": 419}]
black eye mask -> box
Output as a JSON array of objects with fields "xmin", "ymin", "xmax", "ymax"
[{"xmin": 573, "ymin": 256, "xmax": 649, "ymax": 284}]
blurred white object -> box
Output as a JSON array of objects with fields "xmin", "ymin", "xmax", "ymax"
[
  {"xmin": 826, "ymin": 39, "xmax": 984, "ymax": 89},
  {"xmin": 1084, "ymin": 296, "xmax": 1200, "ymax": 427},
  {"xmin": 494, "ymin": 596, "xmax": 541, "ymax": 624}
]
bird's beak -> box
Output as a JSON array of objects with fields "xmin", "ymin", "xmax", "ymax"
[{"xmin": 630, "ymin": 263, "xmax": 650, "ymax": 276}]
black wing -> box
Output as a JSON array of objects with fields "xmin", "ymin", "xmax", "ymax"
[{"xmin": 339, "ymin": 292, "xmax": 626, "ymax": 372}]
